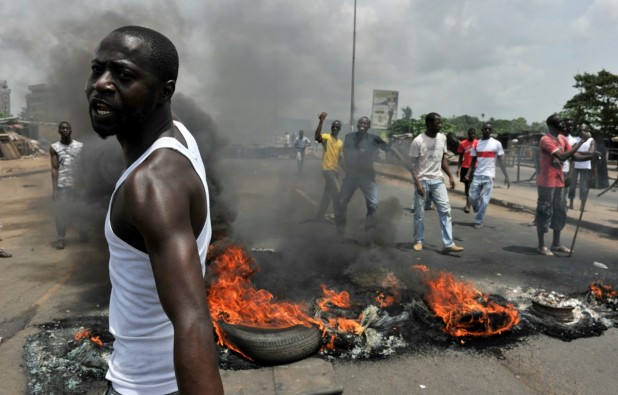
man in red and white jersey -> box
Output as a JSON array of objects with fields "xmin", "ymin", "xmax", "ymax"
[{"xmin": 465, "ymin": 122, "xmax": 510, "ymax": 229}]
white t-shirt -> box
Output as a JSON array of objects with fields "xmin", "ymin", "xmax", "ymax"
[
  {"xmin": 471, "ymin": 137, "xmax": 504, "ymax": 178},
  {"xmin": 573, "ymin": 136, "xmax": 593, "ymax": 170},
  {"xmin": 409, "ymin": 133, "xmax": 447, "ymax": 181},
  {"xmin": 563, "ymin": 134, "xmax": 578, "ymax": 173}
]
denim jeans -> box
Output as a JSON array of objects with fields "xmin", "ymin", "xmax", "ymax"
[
  {"xmin": 468, "ymin": 175, "xmax": 494, "ymax": 225},
  {"xmin": 335, "ymin": 175, "xmax": 378, "ymax": 235},
  {"xmin": 316, "ymin": 170, "xmax": 340, "ymax": 218},
  {"xmin": 568, "ymin": 168, "xmax": 590, "ymax": 203},
  {"xmin": 413, "ymin": 179, "xmax": 455, "ymax": 247}
]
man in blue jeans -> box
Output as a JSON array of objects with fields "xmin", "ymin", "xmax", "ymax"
[
  {"xmin": 409, "ymin": 113, "xmax": 464, "ymax": 254},
  {"xmin": 335, "ymin": 116, "xmax": 411, "ymax": 242},
  {"xmin": 465, "ymin": 122, "xmax": 510, "ymax": 228}
]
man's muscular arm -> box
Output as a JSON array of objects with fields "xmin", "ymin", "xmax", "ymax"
[{"xmin": 124, "ymin": 152, "xmax": 223, "ymax": 395}]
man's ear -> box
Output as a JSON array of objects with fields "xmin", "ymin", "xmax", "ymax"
[{"xmin": 159, "ymin": 80, "xmax": 176, "ymax": 104}]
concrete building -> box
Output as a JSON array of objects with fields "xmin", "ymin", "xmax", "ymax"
[{"xmin": 0, "ymin": 80, "xmax": 10, "ymax": 116}]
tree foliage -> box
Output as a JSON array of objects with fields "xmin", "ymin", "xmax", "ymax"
[{"xmin": 563, "ymin": 69, "xmax": 618, "ymax": 137}]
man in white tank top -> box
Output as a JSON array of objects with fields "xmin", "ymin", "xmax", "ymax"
[{"xmin": 86, "ymin": 26, "xmax": 223, "ymax": 395}]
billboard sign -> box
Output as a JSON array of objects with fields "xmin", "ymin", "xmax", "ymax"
[{"xmin": 371, "ymin": 90, "xmax": 399, "ymax": 129}]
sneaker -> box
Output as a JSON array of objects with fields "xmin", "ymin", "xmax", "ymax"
[
  {"xmin": 473, "ymin": 223, "xmax": 482, "ymax": 229},
  {"xmin": 550, "ymin": 245, "xmax": 571, "ymax": 254},
  {"xmin": 413, "ymin": 242, "xmax": 423, "ymax": 251},
  {"xmin": 0, "ymin": 249, "xmax": 11, "ymax": 258},
  {"xmin": 442, "ymin": 244, "xmax": 464, "ymax": 254},
  {"xmin": 55, "ymin": 240, "xmax": 65, "ymax": 250},
  {"xmin": 538, "ymin": 246, "xmax": 554, "ymax": 256}
]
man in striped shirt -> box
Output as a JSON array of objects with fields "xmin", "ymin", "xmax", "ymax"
[{"xmin": 465, "ymin": 122, "xmax": 510, "ymax": 229}]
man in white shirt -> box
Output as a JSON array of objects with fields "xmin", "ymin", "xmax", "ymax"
[
  {"xmin": 294, "ymin": 130, "xmax": 312, "ymax": 174},
  {"xmin": 409, "ymin": 112, "xmax": 464, "ymax": 254},
  {"xmin": 465, "ymin": 122, "xmax": 510, "ymax": 228},
  {"xmin": 568, "ymin": 123, "xmax": 596, "ymax": 210}
]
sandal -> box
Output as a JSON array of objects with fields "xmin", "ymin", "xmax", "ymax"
[
  {"xmin": 538, "ymin": 247, "xmax": 554, "ymax": 256},
  {"xmin": 464, "ymin": 207, "xmax": 470, "ymax": 213},
  {"xmin": 551, "ymin": 245, "xmax": 572, "ymax": 254}
]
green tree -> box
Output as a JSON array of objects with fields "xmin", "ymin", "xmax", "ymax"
[{"xmin": 563, "ymin": 69, "xmax": 618, "ymax": 137}]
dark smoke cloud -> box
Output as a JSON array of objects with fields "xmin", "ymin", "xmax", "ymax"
[{"xmin": 37, "ymin": 8, "xmax": 235, "ymax": 241}]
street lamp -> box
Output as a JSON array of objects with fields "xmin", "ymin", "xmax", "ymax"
[{"xmin": 350, "ymin": 0, "xmax": 357, "ymax": 132}]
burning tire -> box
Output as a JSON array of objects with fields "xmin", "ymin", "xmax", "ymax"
[{"xmin": 219, "ymin": 322, "xmax": 321, "ymax": 365}]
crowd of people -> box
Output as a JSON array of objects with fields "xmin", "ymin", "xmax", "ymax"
[{"xmin": 3, "ymin": 23, "xmax": 599, "ymax": 394}]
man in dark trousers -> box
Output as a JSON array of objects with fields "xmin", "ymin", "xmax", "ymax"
[
  {"xmin": 314, "ymin": 112, "xmax": 344, "ymax": 220},
  {"xmin": 335, "ymin": 116, "xmax": 411, "ymax": 242},
  {"xmin": 535, "ymin": 114, "xmax": 592, "ymax": 256},
  {"xmin": 86, "ymin": 26, "xmax": 223, "ymax": 394}
]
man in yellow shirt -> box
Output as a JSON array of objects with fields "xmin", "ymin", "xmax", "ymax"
[{"xmin": 314, "ymin": 112, "xmax": 344, "ymax": 220}]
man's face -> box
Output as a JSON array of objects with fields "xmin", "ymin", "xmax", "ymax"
[
  {"xmin": 566, "ymin": 120, "xmax": 575, "ymax": 134},
  {"xmin": 331, "ymin": 121, "xmax": 341, "ymax": 136},
  {"xmin": 481, "ymin": 124, "xmax": 492, "ymax": 139},
  {"xmin": 357, "ymin": 117, "xmax": 370, "ymax": 133},
  {"xmin": 58, "ymin": 123, "xmax": 72, "ymax": 139},
  {"xmin": 85, "ymin": 33, "xmax": 162, "ymax": 139},
  {"xmin": 426, "ymin": 115, "xmax": 442, "ymax": 134},
  {"xmin": 467, "ymin": 129, "xmax": 476, "ymax": 141},
  {"xmin": 299, "ymin": 131, "xmax": 304, "ymax": 138}
]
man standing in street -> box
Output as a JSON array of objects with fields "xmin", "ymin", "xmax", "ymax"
[
  {"xmin": 335, "ymin": 116, "xmax": 411, "ymax": 242},
  {"xmin": 294, "ymin": 130, "xmax": 312, "ymax": 174},
  {"xmin": 409, "ymin": 112, "xmax": 464, "ymax": 254},
  {"xmin": 568, "ymin": 123, "xmax": 596, "ymax": 210},
  {"xmin": 456, "ymin": 127, "xmax": 478, "ymax": 213},
  {"xmin": 535, "ymin": 114, "xmax": 591, "ymax": 256},
  {"xmin": 50, "ymin": 121, "xmax": 83, "ymax": 250},
  {"xmin": 314, "ymin": 112, "xmax": 343, "ymax": 220},
  {"xmin": 86, "ymin": 26, "xmax": 223, "ymax": 394},
  {"xmin": 465, "ymin": 122, "xmax": 510, "ymax": 229}
]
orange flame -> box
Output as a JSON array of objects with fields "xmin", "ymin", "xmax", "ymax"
[
  {"xmin": 589, "ymin": 281, "xmax": 618, "ymax": 301},
  {"xmin": 414, "ymin": 267, "xmax": 520, "ymax": 337},
  {"xmin": 207, "ymin": 244, "xmax": 323, "ymax": 355},
  {"xmin": 317, "ymin": 284, "xmax": 351, "ymax": 311},
  {"xmin": 207, "ymin": 244, "xmax": 373, "ymax": 355},
  {"xmin": 73, "ymin": 327, "xmax": 103, "ymax": 346}
]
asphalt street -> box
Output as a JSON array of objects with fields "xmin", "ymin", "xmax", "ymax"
[{"xmin": 1, "ymin": 157, "xmax": 616, "ymax": 394}]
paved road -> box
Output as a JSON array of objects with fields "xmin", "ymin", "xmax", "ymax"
[{"xmin": 1, "ymin": 157, "xmax": 616, "ymax": 394}]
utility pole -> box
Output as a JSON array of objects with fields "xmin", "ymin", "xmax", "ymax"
[{"xmin": 350, "ymin": 0, "xmax": 357, "ymax": 132}]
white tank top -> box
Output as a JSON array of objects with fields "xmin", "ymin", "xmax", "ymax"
[{"xmin": 105, "ymin": 121, "xmax": 211, "ymax": 394}]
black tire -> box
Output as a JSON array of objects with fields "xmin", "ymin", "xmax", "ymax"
[{"xmin": 219, "ymin": 322, "xmax": 321, "ymax": 365}]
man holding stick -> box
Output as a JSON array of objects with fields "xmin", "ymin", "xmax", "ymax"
[{"xmin": 535, "ymin": 114, "xmax": 593, "ymax": 256}]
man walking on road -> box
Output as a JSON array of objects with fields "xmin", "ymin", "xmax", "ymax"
[
  {"xmin": 314, "ymin": 112, "xmax": 343, "ymax": 220},
  {"xmin": 294, "ymin": 130, "xmax": 312, "ymax": 174},
  {"xmin": 465, "ymin": 122, "xmax": 510, "ymax": 229},
  {"xmin": 50, "ymin": 121, "xmax": 83, "ymax": 250},
  {"xmin": 456, "ymin": 127, "xmax": 478, "ymax": 213},
  {"xmin": 335, "ymin": 116, "xmax": 411, "ymax": 242},
  {"xmin": 535, "ymin": 114, "xmax": 591, "ymax": 256},
  {"xmin": 409, "ymin": 112, "xmax": 464, "ymax": 254},
  {"xmin": 86, "ymin": 26, "xmax": 223, "ymax": 394}
]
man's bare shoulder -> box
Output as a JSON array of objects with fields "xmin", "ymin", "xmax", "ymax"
[{"xmin": 124, "ymin": 148, "xmax": 198, "ymax": 200}]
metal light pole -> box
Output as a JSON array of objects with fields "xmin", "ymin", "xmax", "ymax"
[{"xmin": 350, "ymin": 0, "xmax": 357, "ymax": 131}]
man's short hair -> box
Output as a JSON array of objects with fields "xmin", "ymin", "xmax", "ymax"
[
  {"xmin": 425, "ymin": 112, "xmax": 440, "ymax": 125},
  {"xmin": 111, "ymin": 26, "xmax": 179, "ymax": 83},
  {"xmin": 58, "ymin": 121, "xmax": 71, "ymax": 129},
  {"xmin": 546, "ymin": 114, "xmax": 561, "ymax": 130}
]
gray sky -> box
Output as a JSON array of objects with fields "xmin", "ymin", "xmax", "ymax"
[{"xmin": 1, "ymin": 0, "xmax": 617, "ymax": 143}]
